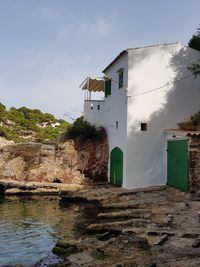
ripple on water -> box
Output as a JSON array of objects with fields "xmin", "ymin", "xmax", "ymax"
[{"xmin": 0, "ymin": 195, "xmax": 98, "ymax": 266}]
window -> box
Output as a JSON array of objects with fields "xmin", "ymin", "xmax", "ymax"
[
  {"xmin": 118, "ymin": 68, "xmax": 124, "ymax": 89},
  {"xmin": 90, "ymin": 103, "xmax": 93, "ymax": 110},
  {"xmin": 141, "ymin": 123, "xmax": 147, "ymax": 131},
  {"xmin": 97, "ymin": 104, "xmax": 100, "ymax": 110},
  {"xmin": 116, "ymin": 121, "xmax": 119, "ymax": 129},
  {"xmin": 105, "ymin": 79, "xmax": 111, "ymax": 98}
]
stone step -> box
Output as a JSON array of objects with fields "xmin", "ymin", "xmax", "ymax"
[
  {"xmin": 102, "ymin": 202, "xmax": 142, "ymax": 210},
  {"xmin": 97, "ymin": 209, "xmax": 150, "ymax": 220},
  {"xmin": 87, "ymin": 219, "xmax": 150, "ymax": 233}
]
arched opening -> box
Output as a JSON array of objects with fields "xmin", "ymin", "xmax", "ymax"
[{"xmin": 110, "ymin": 147, "xmax": 123, "ymax": 187}]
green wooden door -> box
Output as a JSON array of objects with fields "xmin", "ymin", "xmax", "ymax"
[
  {"xmin": 167, "ymin": 139, "xmax": 189, "ymax": 192},
  {"xmin": 110, "ymin": 147, "xmax": 123, "ymax": 187}
]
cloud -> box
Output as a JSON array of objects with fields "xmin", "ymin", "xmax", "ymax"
[
  {"xmin": 34, "ymin": 7, "xmax": 62, "ymax": 22},
  {"xmin": 79, "ymin": 13, "xmax": 117, "ymax": 37}
]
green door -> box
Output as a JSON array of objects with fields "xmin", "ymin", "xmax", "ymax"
[
  {"xmin": 167, "ymin": 139, "xmax": 189, "ymax": 192},
  {"xmin": 110, "ymin": 147, "xmax": 123, "ymax": 187}
]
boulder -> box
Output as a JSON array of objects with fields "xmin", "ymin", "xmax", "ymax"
[
  {"xmin": 98, "ymin": 230, "xmax": 120, "ymax": 241},
  {"xmin": 52, "ymin": 239, "xmax": 80, "ymax": 256}
]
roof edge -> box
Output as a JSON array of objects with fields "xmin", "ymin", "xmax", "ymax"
[
  {"xmin": 102, "ymin": 50, "xmax": 128, "ymax": 73},
  {"xmin": 102, "ymin": 42, "xmax": 180, "ymax": 73},
  {"xmin": 126, "ymin": 42, "xmax": 179, "ymax": 51}
]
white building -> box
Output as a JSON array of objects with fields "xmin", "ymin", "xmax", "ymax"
[{"xmin": 81, "ymin": 43, "xmax": 200, "ymax": 190}]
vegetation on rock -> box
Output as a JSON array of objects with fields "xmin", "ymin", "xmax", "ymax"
[
  {"xmin": 61, "ymin": 116, "xmax": 107, "ymax": 142},
  {"xmin": 179, "ymin": 111, "xmax": 200, "ymax": 131},
  {"xmin": 0, "ymin": 103, "xmax": 70, "ymax": 143},
  {"xmin": 191, "ymin": 111, "xmax": 200, "ymax": 127}
]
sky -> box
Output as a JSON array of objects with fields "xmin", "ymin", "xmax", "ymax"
[{"xmin": 0, "ymin": 0, "xmax": 199, "ymax": 121}]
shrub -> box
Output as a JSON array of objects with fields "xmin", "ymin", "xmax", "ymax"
[
  {"xmin": 36, "ymin": 126, "xmax": 60, "ymax": 142},
  {"xmin": 62, "ymin": 117, "xmax": 106, "ymax": 142},
  {"xmin": 191, "ymin": 111, "xmax": 200, "ymax": 126},
  {"xmin": 179, "ymin": 111, "xmax": 200, "ymax": 131},
  {"xmin": 179, "ymin": 122, "xmax": 197, "ymax": 131},
  {"xmin": 0, "ymin": 126, "xmax": 25, "ymax": 143}
]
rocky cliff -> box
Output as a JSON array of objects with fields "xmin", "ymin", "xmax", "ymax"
[
  {"xmin": 0, "ymin": 137, "xmax": 14, "ymax": 148},
  {"xmin": 0, "ymin": 138, "xmax": 108, "ymax": 184}
]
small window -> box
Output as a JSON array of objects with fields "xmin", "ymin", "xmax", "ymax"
[
  {"xmin": 141, "ymin": 123, "xmax": 147, "ymax": 131},
  {"xmin": 90, "ymin": 103, "xmax": 93, "ymax": 110},
  {"xmin": 105, "ymin": 79, "xmax": 111, "ymax": 98},
  {"xmin": 118, "ymin": 69, "xmax": 124, "ymax": 89},
  {"xmin": 97, "ymin": 104, "xmax": 100, "ymax": 110},
  {"xmin": 116, "ymin": 121, "xmax": 119, "ymax": 129}
]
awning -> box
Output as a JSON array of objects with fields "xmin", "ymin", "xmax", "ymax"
[{"xmin": 81, "ymin": 77, "xmax": 104, "ymax": 92}]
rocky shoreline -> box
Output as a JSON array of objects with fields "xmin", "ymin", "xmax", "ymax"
[
  {"xmin": 52, "ymin": 184, "xmax": 200, "ymax": 267},
  {"xmin": 2, "ymin": 183, "xmax": 200, "ymax": 266},
  {"xmin": 0, "ymin": 179, "xmax": 85, "ymax": 196}
]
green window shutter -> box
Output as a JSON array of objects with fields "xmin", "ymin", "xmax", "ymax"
[
  {"xmin": 105, "ymin": 79, "xmax": 111, "ymax": 98},
  {"xmin": 119, "ymin": 70, "xmax": 123, "ymax": 89}
]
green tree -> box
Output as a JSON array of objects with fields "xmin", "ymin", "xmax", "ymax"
[
  {"xmin": 0, "ymin": 103, "xmax": 70, "ymax": 143},
  {"xmin": 188, "ymin": 35, "xmax": 200, "ymax": 51},
  {"xmin": 0, "ymin": 103, "xmax": 6, "ymax": 121},
  {"xmin": 188, "ymin": 25, "xmax": 200, "ymax": 51},
  {"xmin": 188, "ymin": 25, "xmax": 200, "ymax": 76}
]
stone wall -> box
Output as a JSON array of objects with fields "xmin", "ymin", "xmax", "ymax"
[
  {"xmin": 189, "ymin": 135, "xmax": 200, "ymax": 192},
  {"xmin": 0, "ymin": 138, "xmax": 109, "ymax": 184}
]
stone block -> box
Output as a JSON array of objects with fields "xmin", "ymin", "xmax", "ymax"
[
  {"xmin": 154, "ymin": 234, "xmax": 168, "ymax": 246},
  {"xmin": 192, "ymin": 239, "xmax": 200, "ymax": 248}
]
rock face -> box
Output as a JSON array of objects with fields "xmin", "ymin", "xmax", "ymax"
[
  {"xmin": 72, "ymin": 138, "xmax": 109, "ymax": 182},
  {"xmin": 0, "ymin": 137, "xmax": 14, "ymax": 148},
  {"xmin": 0, "ymin": 138, "xmax": 108, "ymax": 184},
  {"xmin": 189, "ymin": 135, "xmax": 200, "ymax": 192}
]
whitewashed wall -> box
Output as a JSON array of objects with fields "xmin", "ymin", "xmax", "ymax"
[
  {"xmin": 103, "ymin": 53, "xmax": 128, "ymax": 183},
  {"xmin": 84, "ymin": 100, "xmax": 105, "ymax": 127},
  {"xmin": 125, "ymin": 43, "xmax": 200, "ymax": 188}
]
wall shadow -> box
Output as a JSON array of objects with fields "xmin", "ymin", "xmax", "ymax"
[{"xmin": 126, "ymin": 45, "xmax": 200, "ymax": 188}]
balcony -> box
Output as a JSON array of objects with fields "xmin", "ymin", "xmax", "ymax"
[{"xmin": 81, "ymin": 77, "xmax": 105, "ymax": 101}]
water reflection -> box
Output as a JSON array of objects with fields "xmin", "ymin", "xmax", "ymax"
[
  {"xmin": 0, "ymin": 196, "xmax": 98, "ymax": 266},
  {"xmin": 0, "ymin": 196, "xmax": 5, "ymax": 204}
]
